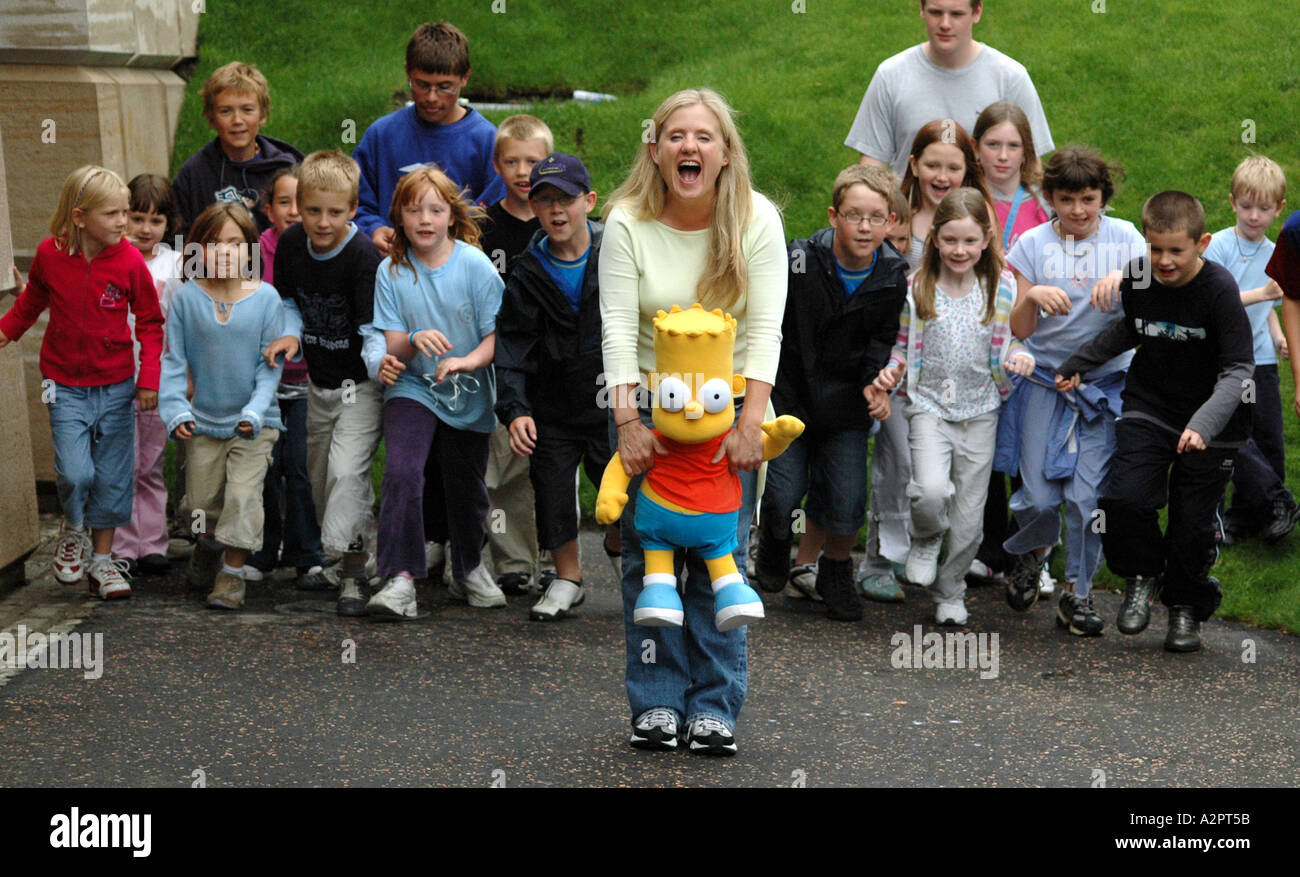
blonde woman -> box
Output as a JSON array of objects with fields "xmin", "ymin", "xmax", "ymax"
[{"xmin": 599, "ymin": 88, "xmax": 787, "ymax": 756}]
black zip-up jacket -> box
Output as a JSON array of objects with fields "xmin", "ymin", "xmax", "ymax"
[
  {"xmin": 772, "ymin": 227, "xmax": 909, "ymax": 433},
  {"xmin": 494, "ymin": 223, "xmax": 606, "ymax": 431}
]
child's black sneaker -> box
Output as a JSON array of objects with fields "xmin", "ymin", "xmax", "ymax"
[
  {"xmin": 630, "ymin": 708, "xmax": 678, "ymax": 751},
  {"xmin": 1116, "ymin": 574, "xmax": 1159, "ymax": 634},
  {"xmin": 1164, "ymin": 604, "xmax": 1201, "ymax": 652},
  {"xmin": 1004, "ymin": 551, "xmax": 1042, "ymax": 611},
  {"xmin": 1262, "ymin": 495, "xmax": 1300, "ymax": 543},
  {"xmin": 754, "ymin": 530, "xmax": 790, "ymax": 593},
  {"xmin": 815, "ymin": 555, "xmax": 862, "ymax": 621},
  {"xmin": 496, "ymin": 571, "xmax": 532, "ymax": 595},
  {"xmin": 686, "ymin": 716, "xmax": 737, "ymax": 757},
  {"xmin": 1055, "ymin": 591, "xmax": 1104, "ymax": 637}
]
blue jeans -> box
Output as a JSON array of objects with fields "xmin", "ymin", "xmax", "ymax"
[
  {"xmin": 1005, "ymin": 381, "xmax": 1115, "ymax": 596},
  {"xmin": 48, "ymin": 378, "xmax": 136, "ymax": 529},
  {"xmin": 249, "ymin": 395, "xmax": 323, "ymax": 571},
  {"xmin": 761, "ymin": 427, "xmax": 870, "ymax": 539},
  {"xmin": 610, "ymin": 406, "xmax": 756, "ymax": 733}
]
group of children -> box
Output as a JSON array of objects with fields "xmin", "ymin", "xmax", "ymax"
[
  {"xmin": 758, "ymin": 100, "xmax": 1292, "ymax": 655},
  {"xmin": 1, "ymin": 20, "xmax": 1296, "ymax": 659}
]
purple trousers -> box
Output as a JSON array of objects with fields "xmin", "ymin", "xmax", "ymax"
[{"xmin": 377, "ymin": 398, "xmax": 490, "ymax": 581}]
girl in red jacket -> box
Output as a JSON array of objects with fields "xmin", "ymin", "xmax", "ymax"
[{"xmin": 0, "ymin": 165, "xmax": 164, "ymax": 599}]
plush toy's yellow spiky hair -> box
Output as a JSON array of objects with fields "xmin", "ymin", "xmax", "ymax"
[{"xmin": 653, "ymin": 302, "xmax": 738, "ymax": 340}]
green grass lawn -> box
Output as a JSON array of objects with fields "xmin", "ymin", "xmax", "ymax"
[{"xmin": 171, "ymin": 0, "xmax": 1300, "ymax": 633}]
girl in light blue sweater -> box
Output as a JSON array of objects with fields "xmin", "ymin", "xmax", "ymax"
[{"xmin": 159, "ymin": 203, "xmax": 286, "ymax": 610}]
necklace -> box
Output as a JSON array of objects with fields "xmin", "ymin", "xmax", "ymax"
[
  {"xmin": 1233, "ymin": 232, "xmax": 1266, "ymax": 264},
  {"xmin": 216, "ymin": 300, "xmax": 230, "ymax": 315}
]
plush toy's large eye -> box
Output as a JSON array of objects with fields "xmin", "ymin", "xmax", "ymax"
[
  {"xmin": 698, "ymin": 378, "xmax": 732, "ymax": 414},
  {"xmin": 657, "ymin": 376, "xmax": 689, "ymax": 412}
]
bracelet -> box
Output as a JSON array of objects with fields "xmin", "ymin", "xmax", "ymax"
[
  {"xmin": 408, "ymin": 330, "xmax": 420, "ymax": 347},
  {"xmin": 615, "ymin": 417, "xmax": 640, "ymax": 428}
]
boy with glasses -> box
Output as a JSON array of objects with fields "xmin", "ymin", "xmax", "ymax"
[
  {"xmin": 757, "ymin": 165, "xmax": 909, "ymax": 620},
  {"xmin": 354, "ymin": 20, "xmax": 506, "ymax": 256}
]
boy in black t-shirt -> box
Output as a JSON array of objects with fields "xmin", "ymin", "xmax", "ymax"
[
  {"xmin": 476, "ymin": 115, "xmax": 554, "ymax": 595},
  {"xmin": 262, "ymin": 150, "xmax": 384, "ymax": 617},
  {"xmin": 1056, "ymin": 191, "xmax": 1254, "ymax": 652},
  {"xmin": 480, "ymin": 115, "xmax": 553, "ymax": 282}
]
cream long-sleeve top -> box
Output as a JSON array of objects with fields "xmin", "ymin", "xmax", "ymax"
[{"xmin": 598, "ymin": 190, "xmax": 787, "ymax": 391}]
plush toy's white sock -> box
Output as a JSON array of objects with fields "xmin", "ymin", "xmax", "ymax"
[
  {"xmin": 711, "ymin": 572, "xmax": 744, "ymax": 594},
  {"xmin": 643, "ymin": 573, "xmax": 676, "ymax": 588}
]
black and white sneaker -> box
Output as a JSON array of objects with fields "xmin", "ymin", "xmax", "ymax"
[
  {"xmin": 1004, "ymin": 550, "xmax": 1042, "ymax": 611},
  {"xmin": 686, "ymin": 716, "xmax": 737, "ymax": 757},
  {"xmin": 336, "ymin": 575, "xmax": 371, "ymax": 617},
  {"xmin": 1262, "ymin": 495, "xmax": 1300, "ymax": 543},
  {"xmin": 630, "ymin": 707, "xmax": 678, "ymax": 751},
  {"xmin": 1055, "ymin": 591, "xmax": 1104, "ymax": 637},
  {"xmin": 496, "ymin": 571, "xmax": 532, "ymax": 595}
]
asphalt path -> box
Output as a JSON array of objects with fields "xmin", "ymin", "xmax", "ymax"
[{"xmin": 1, "ymin": 525, "xmax": 1296, "ymax": 787}]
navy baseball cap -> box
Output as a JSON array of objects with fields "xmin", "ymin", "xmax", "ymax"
[{"xmin": 528, "ymin": 152, "xmax": 591, "ymax": 197}]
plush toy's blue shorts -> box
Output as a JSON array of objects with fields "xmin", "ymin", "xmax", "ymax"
[{"xmin": 634, "ymin": 488, "xmax": 739, "ymax": 561}]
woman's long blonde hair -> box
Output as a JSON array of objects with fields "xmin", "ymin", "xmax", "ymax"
[
  {"xmin": 603, "ymin": 88, "xmax": 755, "ymax": 309},
  {"xmin": 914, "ymin": 187, "xmax": 1003, "ymax": 324},
  {"xmin": 50, "ymin": 165, "xmax": 128, "ymax": 256}
]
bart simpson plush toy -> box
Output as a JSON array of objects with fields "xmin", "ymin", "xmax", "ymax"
[{"xmin": 595, "ymin": 304, "xmax": 804, "ymax": 631}]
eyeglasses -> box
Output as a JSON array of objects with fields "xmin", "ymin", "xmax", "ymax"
[
  {"xmin": 531, "ymin": 193, "xmax": 579, "ymax": 208},
  {"xmin": 421, "ymin": 368, "xmax": 481, "ymax": 413},
  {"xmin": 838, "ymin": 211, "xmax": 890, "ymax": 227},
  {"xmin": 409, "ymin": 79, "xmax": 461, "ymax": 97}
]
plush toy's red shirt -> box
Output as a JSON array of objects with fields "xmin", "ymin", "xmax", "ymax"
[{"xmin": 644, "ymin": 430, "xmax": 741, "ymax": 514}]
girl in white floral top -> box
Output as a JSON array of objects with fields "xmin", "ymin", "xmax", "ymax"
[{"xmin": 874, "ymin": 188, "xmax": 1034, "ymax": 625}]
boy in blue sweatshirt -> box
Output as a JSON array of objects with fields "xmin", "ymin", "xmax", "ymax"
[{"xmin": 354, "ymin": 20, "xmax": 505, "ymax": 257}]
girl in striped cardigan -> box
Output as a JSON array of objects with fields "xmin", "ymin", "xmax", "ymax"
[{"xmin": 873, "ymin": 187, "xmax": 1034, "ymax": 625}]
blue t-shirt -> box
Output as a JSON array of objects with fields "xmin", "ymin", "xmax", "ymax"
[
  {"xmin": 535, "ymin": 231, "xmax": 591, "ymax": 311},
  {"xmin": 1205, "ymin": 227, "xmax": 1277, "ymax": 366},
  {"xmin": 836, "ymin": 249, "xmax": 877, "ymax": 298},
  {"xmin": 1007, "ymin": 214, "xmax": 1146, "ymax": 375},
  {"xmin": 371, "ymin": 240, "xmax": 505, "ymax": 432}
]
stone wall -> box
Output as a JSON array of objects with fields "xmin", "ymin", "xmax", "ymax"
[
  {"xmin": 0, "ymin": 1, "xmax": 197, "ymax": 489},
  {"xmin": 0, "ymin": 122, "xmax": 39, "ymax": 572}
]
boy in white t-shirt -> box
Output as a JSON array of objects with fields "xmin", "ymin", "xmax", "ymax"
[{"xmin": 844, "ymin": 0, "xmax": 1053, "ymax": 178}]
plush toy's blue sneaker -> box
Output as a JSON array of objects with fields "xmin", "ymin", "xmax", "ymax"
[
  {"xmin": 714, "ymin": 579, "xmax": 765, "ymax": 631},
  {"xmin": 634, "ymin": 579, "xmax": 684, "ymax": 627}
]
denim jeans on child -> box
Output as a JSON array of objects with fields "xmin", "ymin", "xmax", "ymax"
[
  {"xmin": 761, "ymin": 427, "xmax": 870, "ymax": 538},
  {"xmin": 48, "ymin": 378, "xmax": 136, "ymax": 529}
]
